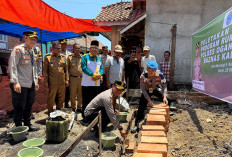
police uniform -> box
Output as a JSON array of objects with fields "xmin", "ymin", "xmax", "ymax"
[
  {"xmin": 59, "ymin": 39, "xmax": 72, "ymax": 108},
  {"xmin": 67, "ymin": 53, "xmax": 82, "ymax": 111},
  {"xmin": 132, "ymin": 60, "xmax": 168, "ymax": 133},
  {"xmin": 9, "ymin": 31, "xmax": 38, "ymax": 127},
  {"xmin": 33, "ymin": 46, "xmax": 42, "ymax": 76},
  {"xmin": 100, "ymin": 46, "xmax": 110, "ymax": 91},
  {"xmin": 43, "ymin": 53, "xmax": 69, "ymax": 114}
]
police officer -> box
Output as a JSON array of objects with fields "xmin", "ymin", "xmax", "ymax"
[
  {"xmin": 59, "ymin": 39, "xmax": 71, "ymax": 108},
  {"xmin": 99, "ymin": 46, "xmax": 110, "ymax": 91},
  {"xmin": 43, "ymin": 41, "xmax": 69, "ymax": 115},
  {"xmin": 33, "ymin": 46, "xmax": 42, "ymax": 82},
  {"xmin": 67, "ymin": 43, "xmax": 82, "ymax": 112},
  {"xmin": 131, "ymin": 60, "xmax": 168, "ymax": 133},
  {"xmin": 9, "ymin": 31, "xmax": 40, "ymax": 131},
  {"xmin": 84, "ymin": 80, "xmax": 126, "ymax": 138},
  {"xmin": 81, "ymin": 40, "xmax": 103, "ymax": 122}
]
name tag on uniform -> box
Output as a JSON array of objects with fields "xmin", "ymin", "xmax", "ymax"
[
  {"xmin": 149, "ymin": 88, "xmax": 153, "ymax": 93},
  {"xmin": 51, "ymin": 63, "xmax": 54, "ymax": 67}
]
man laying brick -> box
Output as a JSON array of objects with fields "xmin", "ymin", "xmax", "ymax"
[
  {"xmin": 84, "ymin": 80, "xmax": 127, "ymax": 138},
  {"xmin": 131, "ymin": 60, "xmax": 169, "ymax": 133}
]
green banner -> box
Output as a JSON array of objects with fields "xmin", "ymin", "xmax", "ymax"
[{"xmin": 192, "ymin": 7, "xmax": 232, "ymax": 103}]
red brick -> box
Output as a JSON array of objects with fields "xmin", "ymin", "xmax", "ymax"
[
  {"xmin": 149, "ymin": 110, "xmax": 170, "ymax": 123},
  {"xmin": 126, "ymin": 142, "xmax": 135, "ymax": 154},
  {"xmin": 142, "ymin": 125, "xmax": 165, "ymax": 131},
  {"xmin": 141, "ymin": 136, "xmax": 168, "ymax": 147},
  {"xmin": 137, "ymin": 143, "xmax": 167, "ymax": 157},
  {"xmin": 141, "ymin": 131, "xmax": 166, "ymax": 137},
  {"xmin": 133, "ymin": 152, "xmax": 163, "ymax": 157}
]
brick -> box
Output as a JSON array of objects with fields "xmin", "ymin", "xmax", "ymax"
[
  {"xmin": 150, "ymin": 109, "xmax": 166, "ymax": 112},
  {"xmin": 141, "ymin": 131, "xmax": 166, "ymax": 137},
  {"xmin": 126, "ymin": 142, "xmax": 135, "ymax": 154},
  {"xmin": 137, "ymin": 143, "xmax": 167, "ymax": 157},
  {"xmin": 142, "ymin": 125, "xmax": 165, "ymax": 131},
  {"xmin": 141, "ymin": 136, "xmax": 168, "ymax": 147},
  {"xmin": 146, "ymin": 115, "xmax": 166, "ymax": 124},
  {"xmin": 149, "ymin": 110, "xmax": 170, "ymax": 123},
  {"xmin": 133, "ymin": 152, "xmax": 163, "ymax": 157}
]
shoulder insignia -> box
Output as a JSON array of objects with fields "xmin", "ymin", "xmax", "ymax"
[{"xmin": 15, "ymin": 48, "xmax": 20, "ymax": 54}]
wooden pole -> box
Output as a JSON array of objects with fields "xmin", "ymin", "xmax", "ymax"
[
  {"xmin": 98, "ymin": 111, "xmax": 102, "ymax": 156},
  {"xmin": 58, "ymin": 116, "xmax": 99, "ymax": 157},
  {"xmin": 169, "ymin": 24, "xmax": 177, "ymax": 90}
]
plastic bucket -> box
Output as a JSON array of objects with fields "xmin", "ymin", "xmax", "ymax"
[
  {"xmin": 23, "ymin": 138, "xmax": 45, "ymax": 148},
  {"xmin": 101, "ymin": 131, "xmax": 117, "ymax": 149},
  {"xmin": 9, "ymin": 126, "xmax": 29, "ymax": 142},
  {"xmin": 18, "ymin": 147, "xmax": 43, "ymax": 157},
  {"xmin": 117, "ymin": 112, "xmax": 128, "ymax": 122}
]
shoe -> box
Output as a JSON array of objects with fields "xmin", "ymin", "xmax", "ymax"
[
  {"xmin": 80, "ymin": 119, "xmax": 88, "ymax": 126},
  {"xmin": 76, "ymin": 109, "xmax": 82, "ymax": 113},
  {"xmin": 28, "ymin": 125, "xmax": 40, "ymax": 132},
  {"xmin": 131, "ymin": 126, "xmax": 139, "ymax": 134}
]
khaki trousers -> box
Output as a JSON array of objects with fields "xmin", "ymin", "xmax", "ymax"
[
  {"xmin": 69, "ymin": 76, "xmax": 82, "ymax": 110},
  {"xmin": 47, "ymin": 84, "xmax": 65, "ymax": 114}
]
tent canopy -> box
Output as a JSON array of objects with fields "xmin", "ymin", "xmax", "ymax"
[
  {"xmin": 0, "ymin": 19, "xmax": 81, "ymax": 43},
  {"xmin": 0, "ymin": 0, "xmax": 111, "ymax": 34}
]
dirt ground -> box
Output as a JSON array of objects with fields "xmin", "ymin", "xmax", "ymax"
[
  {"xmin": 168, "ymin": 101, "xmax": 232, "ymax": 157},
  {"xmin": 1, "ymin": 76, "xmax": 232, "ymax": 157}
]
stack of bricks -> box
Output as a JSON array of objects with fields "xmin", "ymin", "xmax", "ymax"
[{"xmin": 133, "ymin": 103, "xmax": 170, "ymax": 157}]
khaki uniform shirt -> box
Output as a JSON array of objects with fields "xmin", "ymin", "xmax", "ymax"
[
  {"xmin": 67, "ymin": 54, "xmax": 82, "ymax": 77},
  {"xmin": 43, "ymin": 53, "xmax": 69, "ymax": 85},
  {"xmin": 9, "ymin": 43, "xmax": 38, "ymax": 88}
]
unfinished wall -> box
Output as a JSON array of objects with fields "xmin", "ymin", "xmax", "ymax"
[{"xmin": 145, "ymin": 0, "xmax": 232, "ymax": 83}]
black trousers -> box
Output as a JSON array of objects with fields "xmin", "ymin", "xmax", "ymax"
[
  {"xmin": 82, "ymin": 86, "xmax": 101, "ymax": 119},
  {"xmin": 86, "ymin": 107, "xmax": 111, "ymax": 132},
  {"xmin": 101, "ymin": 74, "xmax": 107, "ymax": 92},
  {"xmin": 10, "ymin": 83, "xmax": 35, "ymax": 126},
  {"xmin": 135, "ymin": 88, "xmax": 166, "ymax": 126}
]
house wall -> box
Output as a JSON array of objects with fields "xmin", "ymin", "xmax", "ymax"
[{"xmin": 145, "ymin": 0, "xmax": 232, "ymax": 83}]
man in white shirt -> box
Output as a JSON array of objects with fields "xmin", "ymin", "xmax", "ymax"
[
  {"xmin": 105, "ymin": 45, "xmax": 125, "ymax": 89},
  {"xmin": 141, "ymin": 46, "xmax": 156, "ymax": 72}
]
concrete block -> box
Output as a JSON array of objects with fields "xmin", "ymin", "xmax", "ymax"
[
  {"xmin": 137, "ymin": 143, "xmax": 167, "ymax": 157},
  {"xmin": 141, "ymin": 131, "xmax": 166, "ymax": 137}
]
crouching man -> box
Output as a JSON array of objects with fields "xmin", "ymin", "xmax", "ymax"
[
  {"xmin": 131, "ymin": 60, "xmax": 168, "ymax": 133},
  {"xmin": 84, "ymin": 80, "xmax": 127, "ymax": 138}
]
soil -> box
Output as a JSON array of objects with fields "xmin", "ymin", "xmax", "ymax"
[
  {"xmin": 1, "ymin": 77, "xmax": 232, "ymax": 157},
  {"xmin": 168, "ymin": 102, "xmax": 232, "ymax": 157}
]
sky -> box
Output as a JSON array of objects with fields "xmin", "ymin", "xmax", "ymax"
[{"xmin": 42, "ymin": 0, "xmax": 132, "ymax": 49}]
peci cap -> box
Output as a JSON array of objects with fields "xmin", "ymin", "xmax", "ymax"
[
  {"xmin": 115, "ymin": 45, "xmax": 123, "ymax": 53},
  {"xmin": 143, "ymin": 46, "xmax": 150, "ymax": 51},
  {"xmin": 23, "ymin": 31, "xmax": 38, "ymax": 38},
  {"xmin": 59, "ymin": 39, "xmax": 67, "ymax": 44},
  {"xmin": 91, "ymin": 40, "xmax": 99, "ymax": 47},
  {"xmin": 114, "ymin": 80, "xmax": 127, "ymax": 90},
  {"xmin": 102, "ymin": 46, "xmax": 108, "ymax": 50},
  {"xmin": 146, "ymin": 60, "xmax": 158, "ymax": 70}
]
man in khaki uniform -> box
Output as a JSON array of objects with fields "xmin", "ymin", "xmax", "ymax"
[
  {"xmin": 67, "ymin": 43, "xmax": 82, "ymax": 112},
  {"xmin": 59, "ymin": 39, "xmax": 71, "ymax": 108},
  {"xmin": 43, "ymin": 41, "xmax": 69, "ymax": 115}
]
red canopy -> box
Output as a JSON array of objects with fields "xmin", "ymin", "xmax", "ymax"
[{"xmin": 0, "ymin": 0, "xmax": 111, "ymax": 33}]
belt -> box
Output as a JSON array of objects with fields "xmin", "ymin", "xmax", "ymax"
[{"xmin": 70, "ymin": 75, "xmax": 82, "ymax": 78}]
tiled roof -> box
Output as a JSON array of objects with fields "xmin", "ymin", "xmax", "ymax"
[
  {"xmin": 95, "ymin": 2, "xmax": 133, "ymax": 22},
  {"xmin": 67, "ymin": 35, "xmax": 103, "ymax": 49}
]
